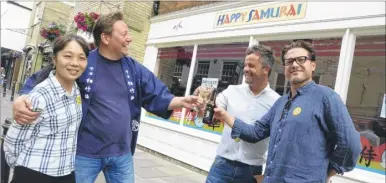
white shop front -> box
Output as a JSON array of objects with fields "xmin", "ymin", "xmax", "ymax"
[{"xmin": 138, "ymin": 2, "xmax": 385, "ymax": 182}]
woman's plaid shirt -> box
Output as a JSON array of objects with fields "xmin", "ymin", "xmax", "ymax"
[{"xmin": 4, "ymin": 71, "xmax": 82, "ymax": 177}]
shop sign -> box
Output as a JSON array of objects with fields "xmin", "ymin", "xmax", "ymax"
[{"xmin": 214, "ymin": 2, "xmax": 307, "ymax": 28}]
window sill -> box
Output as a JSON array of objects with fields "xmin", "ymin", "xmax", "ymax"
[{"xmin": 140, "ymin": 110, "xmax": 221, "ymax": 143}]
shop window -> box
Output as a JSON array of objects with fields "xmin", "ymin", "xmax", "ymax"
[
  {"xmin": 275, "ymin": 73, "xmax": 291, "ymax": 95},
  {"xmin": 173, "ymin": 64, "xmax": 183, "ymax": 78},
  {"xmin": 196, "ymin": 61, "xmax": 210, "ymax": 79},
  {"xmin": 145, "ymin": 46, "xmax": 194, "ymax": 124},
  {"xmin": 346, "ymin": 35, "xmax": 386, "ymax": 175},
  {"xmin": 190, "ymin": 61, "xmax": 210, "ymax": 94},
  {"xmin": 261, "ymin": 37, "xmax": 341, "ymax": 95},
  {"xmin": 184, "ymin": 42, "xmax": 249, "ymax": 134},
  {"xmin": 274, "ymin": 74, "xmax": 319, "ymax": 95},
  {"xmin": 221, "ymin": 61, "xmax": 238, "ymax": 83}
]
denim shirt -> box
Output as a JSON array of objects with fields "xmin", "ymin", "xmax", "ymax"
[{"xmin": 231, "ymin": 81, "xmax": 362, "ymax": 183}]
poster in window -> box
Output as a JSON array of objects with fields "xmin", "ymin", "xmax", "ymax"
[{"xmin": 183, "ymin": 78, "xmax": 225, "ymax": 135}]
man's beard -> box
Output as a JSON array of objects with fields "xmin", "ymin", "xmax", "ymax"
[{"xmin": 290, "ymin": 77, "xmax": 306, "ymax": 85}]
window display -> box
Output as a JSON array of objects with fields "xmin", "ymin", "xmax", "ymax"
[{"xmin": 346, "ymin": 35, "xmax": 386, "ymax": 175}]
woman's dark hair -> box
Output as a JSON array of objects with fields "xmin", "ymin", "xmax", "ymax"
[{"xmin": 34, "ymin": 34, "xmax": 89, "ymax": 85}]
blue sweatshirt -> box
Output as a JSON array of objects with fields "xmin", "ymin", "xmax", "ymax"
[{"xmin": 20, "ymin": 49, "xmax": 174, "ymax": 157}]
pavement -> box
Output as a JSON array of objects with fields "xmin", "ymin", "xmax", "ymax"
[{"xmin": 1, "ymin": 89, "xmax": 207, "ymax": 183}]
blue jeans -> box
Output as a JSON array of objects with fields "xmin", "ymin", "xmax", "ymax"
[
  {"xmin": 75, "ymin": 153, "xmax": 134, "ymax": 183},
  {"xmin": 206, "ymin": 156, "xmax": 262, "ymax": 183}
]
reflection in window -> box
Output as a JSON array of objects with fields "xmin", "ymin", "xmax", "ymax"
[
  {"xmin": 146, "ymin": 46, "xmax": 194, "ymax": 124},
  {"xmin": 261, "ymin": 38, "xmax": 341, "ymax": 95},
  {"xmin": 173, "ymin": 64, "xmax": 183, "ymax": 78},
  {"xmin": 157, "ymin": 46, "xmax": 193, "ymax": 97},
  {"xmin": 221, "ymin": 61, "xmax": 238, "ymax": 83},
  {"xmin": 275, "ymin": 73, "xmax": 286, "ymax": 95},
  {"xmin": 346, "ymin": 35, "xmax": 385, "ymax": 174},
  {"xmin": 185, "ymin": 42, "xmax": 249, "ymax": 134},
  {"xmin": 196, "ymin": 61, "xmax": 210, "ymax": 78}
]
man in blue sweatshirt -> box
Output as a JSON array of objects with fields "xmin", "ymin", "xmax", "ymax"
[{"xmin": 12, "ymin": 12, "xmax": 202, "ymax": 183}]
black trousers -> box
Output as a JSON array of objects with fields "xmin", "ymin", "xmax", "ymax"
[{"xmin": 11, "ymin": 166, "xmax": 75, "ymax": 183}]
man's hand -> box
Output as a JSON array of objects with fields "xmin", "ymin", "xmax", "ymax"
[
  {"xmin": 213, "ymin": 107, "xmax": 235, "ymax": 127},
  {"xmin": 181, "ymin": 95, "xmax": 203, "ymax": 109},
  {"xmin": 326, "ymin": 169, "xmax": 337, "ymax": 183},
  {"xmin": 254, "ymin": 175, "xmax": 264, "ymax": 183},
  {"xmin": 168, "ymin": 96, "xmax": 203, "ymax": 110},
  {"xmin": 13, "ymin": 95, "xmax": 40, "ymax": 125}
]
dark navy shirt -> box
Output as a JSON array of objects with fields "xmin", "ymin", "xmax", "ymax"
[
  {"xmin": 231, "ymin": 81, "xmax": 362, "ymax": 183},
  {"xmin": 76, "ymin": 53, "xmax": 132, "ymax": 158}
]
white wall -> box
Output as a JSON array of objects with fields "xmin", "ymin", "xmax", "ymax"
[
  {"xmin": 147, "ymin": 2, "xmax": 385, "ymax": 45},
  {"xmin": 1, "ymin": 2, "xmax": 32, "ymax": 51}
]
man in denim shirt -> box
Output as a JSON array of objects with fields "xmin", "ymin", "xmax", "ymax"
[{"xmin": 214, "ymin": 40, "xmax": 362, "ymax": 183}]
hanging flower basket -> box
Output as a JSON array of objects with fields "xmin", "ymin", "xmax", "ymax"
[
  {"xmin": 40, "ymin": 22, "xmax": 66, "ymax": 41},
  {"xmin": 74, "ymin": 12, "xmax": 99, "ymax": 34}
]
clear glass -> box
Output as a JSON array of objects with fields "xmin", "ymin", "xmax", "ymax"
[
  {"xmin": 184, "ymin": 42, "xmax": 249, "ymax": 134},
  {"xmin": 145, "ymin": 46, "xmax": 194, "ymax": 124},
  {"xmin": 346, "ymin": 35, "xmax": 386, "ymax": 175}
]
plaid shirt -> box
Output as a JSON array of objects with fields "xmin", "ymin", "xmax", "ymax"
[{"xmin": 4, "ymin": 71, "xmax": 82, "ymax": 177}]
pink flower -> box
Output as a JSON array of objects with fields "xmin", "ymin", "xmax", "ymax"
[
  {"xmin": 89, "ymin": 12, "xmax": 99, "ymax": 20},
  {"xmin": 74, "ymin": 12, "xmax": 85, "ymax": 23}
]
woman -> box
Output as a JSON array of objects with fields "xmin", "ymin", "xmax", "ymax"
[{"xmin": 4, "ymin": 34, "xmax": 89, "ymax": 183}]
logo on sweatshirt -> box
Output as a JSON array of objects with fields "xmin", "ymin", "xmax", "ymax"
[{"xmin": 132, "ymin": 119, "xmax": 140, "ymax": 132}]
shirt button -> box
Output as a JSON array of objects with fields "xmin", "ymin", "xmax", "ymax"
[
  {"xmin": 270, "ymin": 161, "xmax": 272, "ymax": 164},
  {"xmin": 279, "ymin": 129, "xmax": 282, "ymax": 132},
  {"xmin": 274, "ymin": 145, "xmax": 277, "ymax": 148}
]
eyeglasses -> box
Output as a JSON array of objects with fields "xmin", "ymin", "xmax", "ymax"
[
  {"xmin": 280, "ymin": 99, "xmax": 292, "ymax": 121},
  {"xmin": 283, "ymin": 56, "xmax": 309, "ymax": 66}
]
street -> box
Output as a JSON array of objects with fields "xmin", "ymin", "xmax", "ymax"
[{"xmin": 1, "ymin": 90, "xmax": 207, "ymax": 183}]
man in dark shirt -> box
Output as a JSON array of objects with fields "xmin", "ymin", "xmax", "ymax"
[
  {"xmin": 213, "ymin": 40, "xmax": 362, "ymax": 183},
  {"xmin": 12, "ymin": 12, "xmax": 202, "ymax": 183}
]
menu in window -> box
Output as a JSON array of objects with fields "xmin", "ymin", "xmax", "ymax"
[{"xmin": 381, "ymin": 94, "xmax": 386, "ymax": 118}]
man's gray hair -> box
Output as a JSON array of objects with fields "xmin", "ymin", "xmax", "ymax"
[{"xmin": 245, "ymin": 44, "xmax": 275, "ymax": 76}]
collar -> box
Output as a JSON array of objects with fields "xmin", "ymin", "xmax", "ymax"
[
  {"xmin": 48, "ymin": 71, "xmax": 77, "ymax": 99},
  {"xmin": 287, "ymin": 80, "xmax": 316, "ymax": 99},
  {"xmin": 246, "ymin": 83, "xmax": 271, "ymax": 97},
  {"xmin": 97, "ymin": 48, "xmax": 123, "ymax": 62}
]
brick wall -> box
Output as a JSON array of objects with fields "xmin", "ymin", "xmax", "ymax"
[
  {"xmin": 69, "ymin": 1, "xmax": 153, "ymax": 62},
  {"xmin": 157, "ymin": 1, "xmax": 217, "ymax": 15},
  {"xmin": 22, "ymin": 2, "xmax": 73, "ymax": 74},
  {"xmin": 31, "ymin": 2, "xmax": 73, "ymax": 71},
  {"xmin": 158, "ymin": 58, "xmax": 176, "ymax": 89},
  {"xmin": 123, "ymin": 2, "xmax": 153, "ymax": 62}
]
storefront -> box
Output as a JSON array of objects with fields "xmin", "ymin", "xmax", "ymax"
[{"xmin": 139, "ymin": 2, "xmax": 385, "ymax": 182}]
